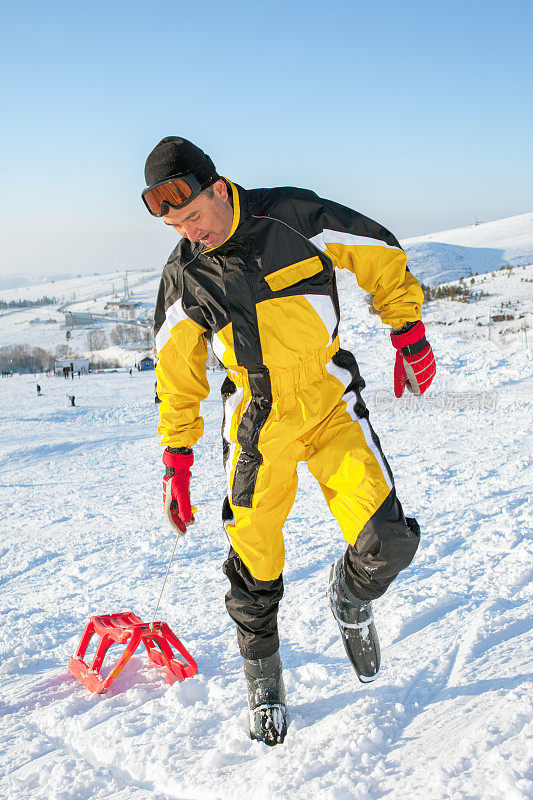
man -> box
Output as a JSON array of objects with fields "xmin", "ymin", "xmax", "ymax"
[{"xmin": 144, "ymin": 137, "xmax": 435, "ymax": 746}]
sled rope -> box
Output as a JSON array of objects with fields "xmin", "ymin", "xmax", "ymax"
[{"xmin": 149, "ymin": 527, "xmax": 183, "ymax": 630}]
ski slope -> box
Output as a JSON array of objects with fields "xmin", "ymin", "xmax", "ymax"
[
  {"xmin": 1, "ymin": 212, "xmax": 532, "ymax": 362},
  {"xmin": 401, "ymin": 212, "xmax": 533, "ymax": 285},
  {"xmin": 1, "ymin": 267, "xmax": 532, "ymax": 800},
  {"xmin": 0, "ymin": 268, "xmax": 160, "ymax": 359}
]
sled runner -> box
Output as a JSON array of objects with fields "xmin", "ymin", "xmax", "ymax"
[{"xmin": 68, "ymin": 612, "xmax": 197, "ymax": 694}]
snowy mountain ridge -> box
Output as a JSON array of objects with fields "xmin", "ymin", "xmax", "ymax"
[{"xmin": 401, "ymin": 212, "xmax": 533, "ymax": 286}]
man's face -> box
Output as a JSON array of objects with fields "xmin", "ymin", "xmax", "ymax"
[{"xmin": 162, "ymin": 179, "xmax": 234, "ymax": 248}]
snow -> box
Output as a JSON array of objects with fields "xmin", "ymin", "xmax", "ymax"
[
  {"xmin": 402, "ymin": 212, "xmax": 533, "ymax": 285},
  {"xmin": 0, "ymin": 268, "xmax": 159, "ymax": 305},
  {"xmin": 1, "ymin": 260, "xmax": 532, "ymax": 798},
  {"xmin": 0, "ymin": 268, "xmax": 160, "ymax": 366}
]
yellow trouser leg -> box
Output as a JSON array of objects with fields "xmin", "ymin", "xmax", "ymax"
[
  {"xmin": 305, "ymin": 399, "xmax": 393, "ymax": 546},
  {"xmin": 225, "ymin": 442, "xmax": 301, "ymax": 581}
]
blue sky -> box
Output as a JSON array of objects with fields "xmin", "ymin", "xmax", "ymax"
[{"xmin": 1, "ymin": 0, "xmax": 531, "ymax": 277}]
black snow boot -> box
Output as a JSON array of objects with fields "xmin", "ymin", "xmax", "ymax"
[
  {"xmin": 327, "ymin": 557, "xmax": 381, "ymax": 683},
  {"xmin": 243, "ymin": 651, "xmax": 287, "ymax": 746}
]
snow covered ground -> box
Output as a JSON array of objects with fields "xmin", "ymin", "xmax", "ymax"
[
  {"xmin": 0, "ymin": 268, "xmax": 160, "ymax": 363},
  {"xmin": 1, "ymin": 262, "xmax": 532, "ymax": 799},
  {"xmin": 0, "ymin": 268, "xmax": 158, "ymax": 306},
  {"xmin": 401, "ymin": 212, "xmax": 533, "ymax": 285}
]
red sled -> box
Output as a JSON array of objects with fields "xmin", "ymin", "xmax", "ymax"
[{"xmin": 68, "ymin": 612, "xmax": 198, "ymax": 694}]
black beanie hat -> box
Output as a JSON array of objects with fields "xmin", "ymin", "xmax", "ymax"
[{"xmin": 144, "ymin": 136, "xmax": 219, "ymax": 187}]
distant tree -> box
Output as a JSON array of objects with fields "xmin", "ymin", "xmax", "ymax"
[
  {"xmin": 420, "ymin": 283, "xmax": 432, "ymax": 303},
  {"xmin": 0, "ymin": 344, "xmax": 53, "ymax": 373},
  {"xmin": 33, "ymin": 347, "xmax": 53, "ymax": 372},
  {"xmin": 141, "ymin": 327, "xmax": 153, "ymax": 344},
  {"xmin": 420, "ymin": 282, "xmax": 487, "ymax": 304},
  {"xmin": 90, "ymin": 356, "xmax": 121, "ymax": 370},
  {"xmin": 110, "ymin": 324, "xmax": 135, "ymax": 346},
  {"xmin": 86, "ymin": 329, "xmax": 109, "ymax": 351},
  {"xmin": 0, "ymin": 295, "xmax": 57, "ymax": 309}
]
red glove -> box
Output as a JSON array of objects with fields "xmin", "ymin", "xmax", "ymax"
[
  {"xmin": 390, "ymin": 321, "xmax": 436, "ymax": 398},
  {"xmin": 162, "ymin": 449, "xmax": 194, "ymax": 534}
]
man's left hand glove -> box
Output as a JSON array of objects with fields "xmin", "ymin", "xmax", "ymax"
[
  {"xmin": 390, "ymin": 321, "xmax": 436, "ymax": 398},
  {"xmin": 162, "ymin": 448, "xmax": 195, "ymax": 534}
]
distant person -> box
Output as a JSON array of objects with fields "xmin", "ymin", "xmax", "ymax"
[
  {"xmin": 129, "ymin": 368, "xmax": 133, "ymax": 376},
  {"xmin": 68, "ymin": 395, "xmax": 76, "ymax": 407},
  {"xmin": 36, "ymin": 384, "xmax": 41, "ymax": 396},
  {"xmin": 154, "ymin": 380, "xmax": 161, "ymax": 404},
  {"xmin": 143, "ymin": 136, "xmax": 436, "ymax": 745}
]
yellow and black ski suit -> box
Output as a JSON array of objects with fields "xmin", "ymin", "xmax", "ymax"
[{"xmin": 155, "ymin": 180, "xmax": 421, "ymax": 659}]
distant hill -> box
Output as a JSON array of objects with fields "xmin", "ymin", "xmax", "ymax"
[
  {"xmin": 401, "ymin": 212, "xmax": 533, "ymax": 285},
  {"xmin": 0, "ymin": 273, "xmax": 78, "ymax": 292},
  {"xmin": 0, "ymin": 276, "xmax": 31, "ymax": 292}
]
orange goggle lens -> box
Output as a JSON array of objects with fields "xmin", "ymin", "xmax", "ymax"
[{"xmin": 143, "ymin": 178, "xmax": 194, "ymax": 215}]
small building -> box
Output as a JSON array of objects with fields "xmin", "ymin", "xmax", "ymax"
[
  {"xmin": 64, "ymin": 311, "xmax": 95, "ymax": 327},
  {"xmin": 139, "ymin": 356, "xmax": 155, "ymax": 371},
  {"xmin": 55, "ymin": 357, "xmax": 90, "ymax": 376}
]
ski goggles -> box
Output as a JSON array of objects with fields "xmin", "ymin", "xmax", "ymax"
[{"xmin": 141, "ymin": 172, "xmax": 216, "ymax": 217}]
